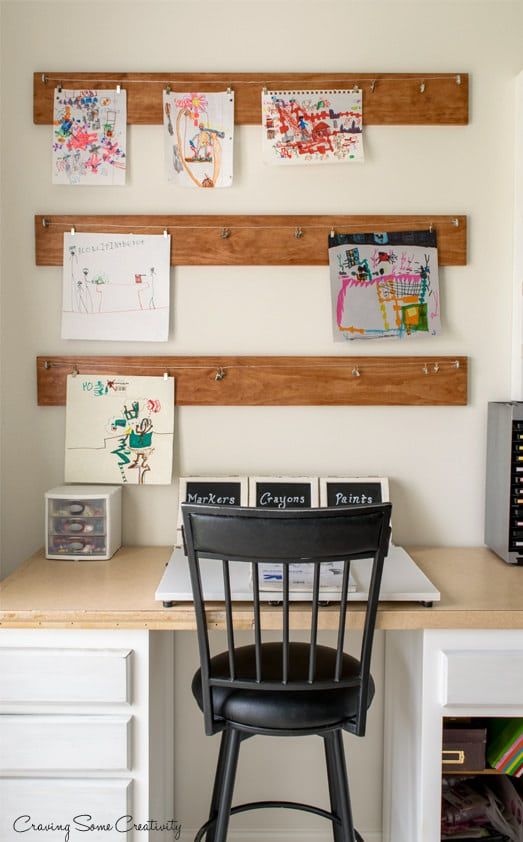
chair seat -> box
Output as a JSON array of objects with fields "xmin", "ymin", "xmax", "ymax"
[{"xmin": 192, "ymin": 642, "xmax": 374, "ymax": 731}]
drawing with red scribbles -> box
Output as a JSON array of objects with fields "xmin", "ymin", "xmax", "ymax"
[{"xmin": 262, "ymin": 89, "xmax": 363, "ymax": 165}]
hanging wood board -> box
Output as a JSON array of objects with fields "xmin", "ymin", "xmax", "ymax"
[
  {"xmin": 35, "ymin": 215, "xmax": 467, "ymax": 267},
  {"xmin": 34, "ymin": 72, "xmax": 468, "ymax": 126},
  {"xmin": 36, "ymin": 356, "xmax": 468, "ymax": 407}
]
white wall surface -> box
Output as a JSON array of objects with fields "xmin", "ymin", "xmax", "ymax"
[
  {"xmin": 513, "ymin": 70, "xmax": 523, "ymax": 398},
  {"xmin": 2, "ymin": 1, "xmax": 523, "ymax": 572},
  {"xmin": 1, "ymin": 1, "xmax": 523, "ymax": 838}
]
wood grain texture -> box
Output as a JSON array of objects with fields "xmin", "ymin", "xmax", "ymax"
[
  {"xmin": 35, "ymin": 215, "xmax": 467, "ymax": 266},
  {"xmin": 1, "ymin": 547, "xmax": 523, "ymax": 631},
  {"xmin": 36, "ymin": 355, "xmax": 468, "ymax": 407},
  {"xmin": 34, "ymin": 72, "xmax": 469, "ymax": 125}
]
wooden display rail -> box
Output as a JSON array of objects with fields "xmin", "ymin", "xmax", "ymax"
[
  {"xmin": 34, "ymin": 72, "xmax": 469, "ymax": 126},
  {"xmin": 35, "ymin": 215, "xmax": 467, "ymax": 267},
  {"xmin": 36, "ymin": 355, "xmax": 468, "ymax": 407}
]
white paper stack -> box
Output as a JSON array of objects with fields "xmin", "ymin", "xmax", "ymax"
[{"xmin": 257, "ymin": 562, "xmax": 355, "ymax": 593}]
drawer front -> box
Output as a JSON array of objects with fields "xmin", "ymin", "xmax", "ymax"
[
  {"xmin": 0, "ymin": 715, "xmax": 131, "ymax": 771},
  {"xmin": 0, "ymin": 778, "xmax": 131, "ymax": 841},
  {"xmin": 0, "ymin": 647, "xmax": 131, "ymax": 704},
  {"xmin": 443, "ymin": 650, "xmax": 523, "ymax": 706}
]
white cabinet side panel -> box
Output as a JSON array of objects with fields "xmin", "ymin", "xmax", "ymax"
[{"xmin": 383, "ymin": 630, "xmax": 424, "ymax": 842}]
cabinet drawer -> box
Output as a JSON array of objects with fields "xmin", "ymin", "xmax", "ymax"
[
  {"xmin": 0, "ymin": 647, "xmax": 131, "ymax": 704},
  {"xmin": 0, "ymin": 778, "xmax": 132, "ymax": 841},
  {"xmin": 443, "ymin": 650, "xmax": 523, "ymax": 706},
  {"xmin": 0, "ymin": 715, "xmax": 131, "ymax": 771}
]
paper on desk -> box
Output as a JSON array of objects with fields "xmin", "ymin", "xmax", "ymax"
[{"xmin": 257, "ymin": 562, "xmax": 355, "ymax": 592}]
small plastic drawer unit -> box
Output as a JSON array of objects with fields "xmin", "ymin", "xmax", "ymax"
[{"xmin": 45, "ymin": 485, "xmax": 122, "ymax": 560}]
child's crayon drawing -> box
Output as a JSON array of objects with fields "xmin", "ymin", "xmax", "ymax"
[
  {"xmin": 61, "ymin": 233, "xmax": 170, "ymax": 342},
  {"xmin": 163, "ymin": 91, "xmax": 234, "ymax": 188},
  {"xmin": 65, "ymin": 375, "xmax": 175, "ymax": 485},
  {"xmin": 329, "ymin": 230, "xmax": 441, "ymax": 340},
  {"xmin": 262, "ymin": 89, "xmax": 363, "ymax": 165},
  {"xmin": 53, "ymin": 89, "xmax": 126, "ymax": 185}
]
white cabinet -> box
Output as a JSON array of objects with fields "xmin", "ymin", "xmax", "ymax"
[
  {"xmin": 442, "ymin": 649, "xmax": 523, "ymax": 707},
  {"xmin": 383, "ymin": 629, "xmax": 523, "ymax": 842},
  {"xmin": 0, "ymin": 778, "xmax": 132, "ymax": 842},
  {"xmin": 0, "ymin": 630, "xmax": 173, "ymax": 842},
  {"xmin": 0, "ymin": 647, "xmax": 132, "ymax": 704},
  {"xmin": 0, "ymin": 715, "xmax": 132, "ymax": 771}
]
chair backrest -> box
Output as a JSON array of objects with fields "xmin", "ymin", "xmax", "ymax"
[{"xmin": 182, "ymin": 503, "xmax": 392, "ymax": 735}]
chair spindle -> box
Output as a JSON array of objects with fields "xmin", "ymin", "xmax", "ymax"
[
  {"xmin": 223, "ymin": 560, "xmax": 236, "ymax": 681},
  {"xmin": 282, "ymin": 564, "xmax": 289, "ymax": 684},
  {"xmin": 251, "ymin": 562, "xmax": 262, "ymax": 683},
  {"xmin": 335, "ymin": 559, "xmax": 351, "ymax": 682},
  {"xmin": 308, "ymin": 561, "xmax": 321, "ymax": 684}
]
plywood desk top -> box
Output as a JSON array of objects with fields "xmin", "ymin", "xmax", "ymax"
[{"xmin": 1, "ymin": 546, "xmax": 523, "ymax": 630}]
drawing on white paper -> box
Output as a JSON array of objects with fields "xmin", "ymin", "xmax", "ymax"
[
  {"xmin": 65, "ymin": 375, "xmax": 175, "ymax": 485},
  {"xmin": 329, "ymin": 230, "xmax": 441, "ymax": 341},
  {"xmin": 61, "ymin": 233, "xmax": 171, "ymax": 342},
  {"xmin": 163, "ymin": 91, "xmax": 234, "ymax": 188},
  {"xmin": 53, "ymin": 89, "xmax": 126, "ymax": 185},
  {"xmin": 262, "ymin": 89, "xmax": 363, "ymax": 165}
]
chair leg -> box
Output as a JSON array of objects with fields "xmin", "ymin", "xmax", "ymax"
[
  {"xmin": 208, "ymin": 727, "xmax": 241, "ymax": 842},
  {"xmin": 324, "ymin": 732, "xmax": 344, "ymax": 842},
  {"xmin": 205, "ymin": 730, "xmax": 230, "ymax": 842},
  {"xmin": 330, "ymin": 729, "xmax": 358, "ymax": 842}
]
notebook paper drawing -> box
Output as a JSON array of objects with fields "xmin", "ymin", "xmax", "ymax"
[
  {"xmin": 163, "ymin": 91, "xmax": 234, "ymax": 187},
  {"xmin": 65, "ymin": 375, "xmax": 175, "ymax": 485},
  {"xmin": 262, "ymin": 89, "xmax": 363, "ymax": 165},
  {"xmin": 329, "ymin": 230, "xmax": 441, "ymax": 341},
  {"xmin": 258, "ymin": 562, "xmax": 356, "ymax": 593},
  {"xmin": 53, "ymin": 89, "xmax": 126, "ymax": 185}
]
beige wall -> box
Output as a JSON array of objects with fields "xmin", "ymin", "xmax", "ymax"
[
  {"xmin": 2, "ymin": 1, "xmax": 523, "ymax": 571},
  {"xmin": 1, "ymin": 0, "xmax": 522, "ymax": 837}
]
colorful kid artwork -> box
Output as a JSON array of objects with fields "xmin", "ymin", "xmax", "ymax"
[
  {"xmin": 52, "ymin": 89, "xmax": 126, "ymax": 185},
  {"xmin": 65, "ymin": 375, "xmax": 175, "ymax": 485},
  {"xmin": 262, "ymin": 89, "xmax": 363, "ymax": 165},
  {"xmin": 61, "ymin": 233, "xmax": 170, "ymax": 342},
  {"xmin": 329, "ymin": 230, "xmax": 441, "ymax": 340},
  {"xmin": 163, "ymin": 91, "xmax": 234, "ymax": 188}
]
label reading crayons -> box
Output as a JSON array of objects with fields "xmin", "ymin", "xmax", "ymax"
[{"xmin": 249, "ymin": 477, "xmax": 318, "ymax": 510}]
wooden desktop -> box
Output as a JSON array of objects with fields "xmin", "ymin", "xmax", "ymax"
[{"xmin": 1, "ymin": 545, "xmax": 522, "ymax": 842}]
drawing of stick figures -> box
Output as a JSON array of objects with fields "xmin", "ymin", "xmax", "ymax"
[
  {"xmin": 69, "ymin": 245, "xmax": 79, "ymax": 312},
  {"xmin": 149, "ymin": 267, "xmax": 156, "ymax": 309},
  {"xmin": 78, "ymin": 268, "xmax": 93, "ymax": 313}
]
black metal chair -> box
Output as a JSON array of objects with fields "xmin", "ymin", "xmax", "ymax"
[{"xmin": 181, "ymin": 503, "xmax": 392, "ymax": 842}]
